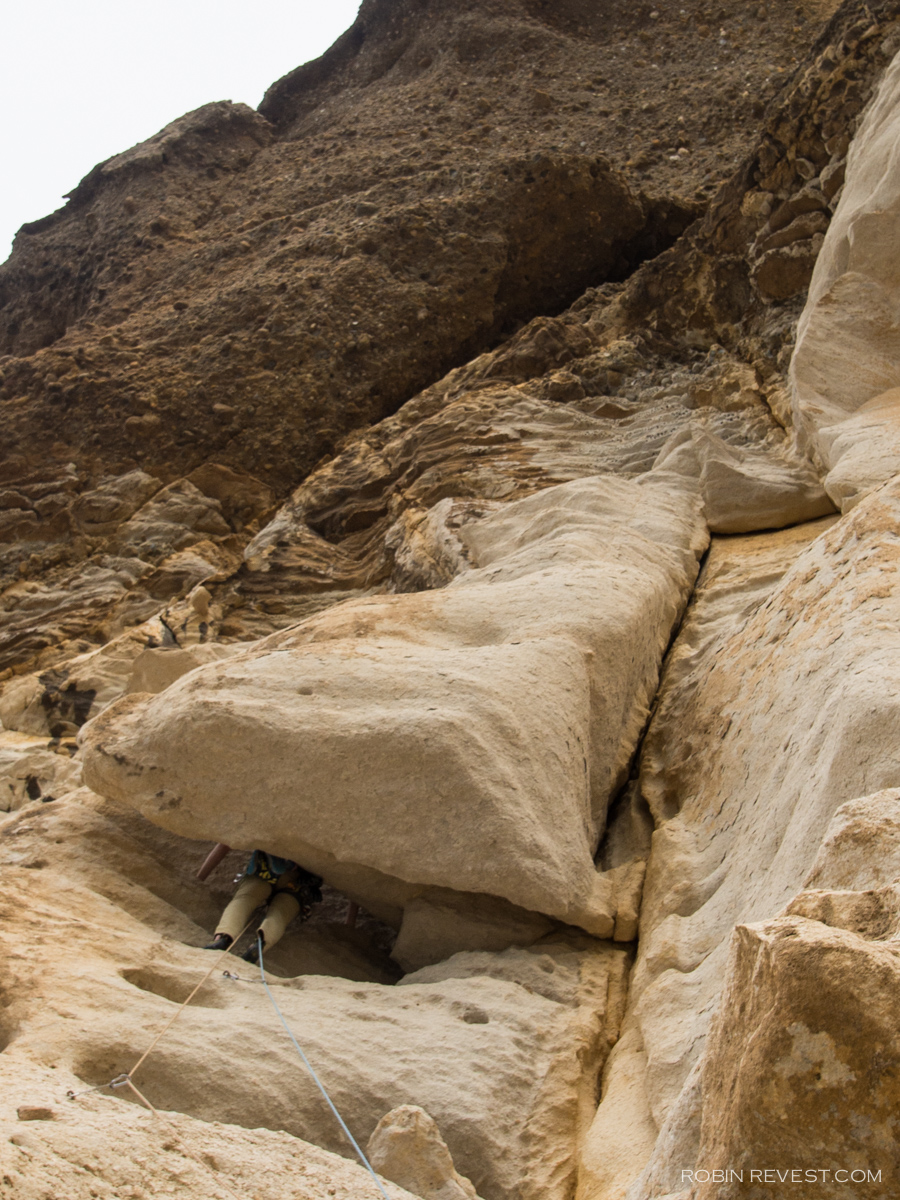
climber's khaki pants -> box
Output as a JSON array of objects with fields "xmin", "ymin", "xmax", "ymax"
[{"xmin": 216, "ymin": 874, "xmax": 301, "ymax": 949}]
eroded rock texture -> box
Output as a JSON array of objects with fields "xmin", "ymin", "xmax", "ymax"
[
  {"xmin": 367, "ymin": 1105, "xmax": 483, "ymax": 1200},
  {"xmin": 0, "ymin": 0, "xmax": 864, "ymax": 678},
  {"xmin": 6, "ymin": 1, "xmax": 900, "ymax": 1198},
  {"xmin": 83, "ymin": 474, "xmax": 707, "ymax": 939},
  {"xmin": 0, "ymin": 786, "xmax": 628, "ymax": 1200},
  {"xmin": 793, "ymin": 47, "xmax": 900, "ymax": 510}
]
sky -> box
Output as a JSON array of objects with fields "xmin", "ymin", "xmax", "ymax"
[{"xmin": 1, "ymin": 1, "xmax": 362, "ymax": 262}]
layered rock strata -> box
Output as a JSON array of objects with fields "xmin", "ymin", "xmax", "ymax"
[
  {"xmin": 1, "ymin": 0, "xmax": 868, "ymax": 683},
  {"xmin": 583, "ymin": 480, "xmax": 900, "ymax": 1197},
  {"xmin": 6, "ymin": 0, "xmax": 896, "ymax": 687},
  {"xmin": 0, "ymin": 0, "xmax": 823, "ymax": 495},
  {"xmin": 82, "ymin": 473, "xmax": 707, "ymax": 939},
  {"xmin": 6, "ymin": 3, "xmax": 900, "ymax": 1199}
]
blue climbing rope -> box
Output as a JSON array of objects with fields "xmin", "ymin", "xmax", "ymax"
[{"xmin": 256, "ymin": 935, "xmax": 392, "ymax": 1200}]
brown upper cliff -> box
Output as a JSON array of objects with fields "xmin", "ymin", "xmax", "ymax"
[{"xmin": 0, "ymin": 0, "xmax": 825, "ymax": 497}]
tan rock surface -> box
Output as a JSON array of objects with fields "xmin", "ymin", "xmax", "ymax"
[
  {"xmin": 579, "ymin": 516, "xmax": 837, "ymax": 1199},
  {"xmin": 583, "ymin": 482, "xmax": 900, "ymax": 1197},
  {"xmin": 6, "ymin": 4, "xmax": 900, "ymax": 1198},
  {"xmin": 3, "ymin": 0, "xmax": 881, "ymax": 679},
  {"xmin": 792, "ymin": 48, "xmax": 900, "ymax": 507},
  {"xmin": 367, "ymin": 1105, "xmax": 481, "ymax": 1200},
  {"xmin": 816, "ymin": 386, "xmax": 900, "ymax": 511},
  {"xmin": 0, "ymin": 1058, "xmax": 419, "ymax": 1200},
  {"xmin": 578, "ymin": 1027, "xmax": 661, "ymax": 1200},
  {"xmin": 82, "ymin": 474, "xmax": 707, "ymax": 937},
  {"xmin": 0, "ymin": 607, "xmax": 239, "ymax": 739},
  {"xmin": 803, "ymin": 788, "xmax": 900, "ymax": 891},
  {"xmin": 0, "ymin": 730, "xmax": 82, "ymax": 810},
  {"xmin": 652, "ymin": 422, "xmax": 832, "ymax": 532},
  {"xmin": 391, "ymin": 890, "xmax": 554, "ymax": 974},
  {"xmin": 0, "ymin": 464, "xmax": 255, "ymax": 679},
  {"xmin": 401, "ymin": 940, "xmax": 631, "ymax": 1199},
  {"xmin": 219, "ymin": 347, "xmax": 823, "ymax": 647},
  {"xmin": 0, "ymin": 786, "xmax": 628, "ymax": 1200},
  {"xmin": 694, "ymin": 916, "xmax": 900, "ymax": 1199}
]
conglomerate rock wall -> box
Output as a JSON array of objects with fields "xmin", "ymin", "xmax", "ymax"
[{"xmin": 5, "ymin": 2, "xmax": 900, "ymax": 1198}]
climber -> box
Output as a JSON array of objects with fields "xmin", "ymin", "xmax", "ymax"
[{"xmin": 205, "ymin": 849, "xmax": 323, "ymax": 963}]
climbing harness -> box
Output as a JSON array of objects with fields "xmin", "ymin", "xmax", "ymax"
[{"xmin": 254, "ymin": 934, "xmax": 392, "ymax": 1200}]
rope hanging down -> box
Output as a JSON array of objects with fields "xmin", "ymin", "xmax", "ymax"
[
  {"xmin": 255, "ymin": 934, "xmax": 393, "ymax": 1200},
  {"xmin": 67, "ymin": 923, "xmax": 393, "ymax": 1200},
  {"xmin": 66, "ymin": 921, "xmax": 261, "ymax": 1200},
  {"xmin": 129, "ymin": 915, "xmax": 256, "ymax": 1082},
  {"xmin": 66, "ymin": 923, "xmax": 253, "ymax": 1102}
]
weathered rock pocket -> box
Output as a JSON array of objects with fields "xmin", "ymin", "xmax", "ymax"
[{"xmin": 7, "ymin": 2, "xmax": 900, "ymax": 1198}]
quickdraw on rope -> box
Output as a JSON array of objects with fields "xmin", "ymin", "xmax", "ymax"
[
  {"xmin": 66, "ymin": 921, "xmax": 259, "ymax": 1200},
  {"xmin": 68, "ymin": 916, "xmax": 256, "ymax": 1102},
  {"xmin": 65, "ymin": 922, "xmax": 393, "ymax": 1199},
  {"xmin": 128, "ymin": 918, "xmax": 256, "ymax": 1082}
]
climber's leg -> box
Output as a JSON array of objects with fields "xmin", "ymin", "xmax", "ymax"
[
  {"xmin": 258, "ymin": 891, "xmax": 302, "ymax": 950},
  {"xmin": 214, "ymin": 875, "xmax": 272, "ymax": 944}
]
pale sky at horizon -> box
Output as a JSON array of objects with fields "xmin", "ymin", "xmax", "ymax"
[{"xmin": 1, "ymin": 1, "xmax": 362, "ymax": 263}]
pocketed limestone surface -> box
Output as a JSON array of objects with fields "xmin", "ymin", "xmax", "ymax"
[
  {"xmin": 0, "ymin": 787, "xmax": 628, "ymax": 1200},
  {"xmin": 9, "ymin": 6, "xmax": 900, "ymax": 1200}
]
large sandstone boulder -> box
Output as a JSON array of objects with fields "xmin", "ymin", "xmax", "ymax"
[
  {"xmin": 694, "ymin": 915, "xmax": 900, "ymax": 1199},
  {"xmin": 792, "ymin": 48, "xmax": 900, "ymax": 509},
  {"xmin": 813, "ymin": 386, "xmax": 900, "ymax": 511},
  {"xmin": 220, "ymin": 345, "xmax": 831, "ymax": 667},
  {"xmin": 82, "ymin": 474, "xmax": 707, "ymax": 937},
  {"xmin": 5, "ymin": 7, "xmax": 900, "ymax": 1200}
]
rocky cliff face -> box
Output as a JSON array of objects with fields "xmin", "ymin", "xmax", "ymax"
[{"xmin": 5, "ymin": 1, "xmax": 900, "ymax": 1198}]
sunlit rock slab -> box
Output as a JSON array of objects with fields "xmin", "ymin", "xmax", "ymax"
[
  {"xmin": 792, "ymin": 48, "xmax": 900, "ymax": 509},
  {"xmin": 83, "ymin": 474, "xmax": 706, "ymax": 936}
]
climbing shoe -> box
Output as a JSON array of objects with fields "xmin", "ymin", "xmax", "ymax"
[
  {"xmin": 241, "ymin": 942, "xmax": 262, "ymax": 965},
  {"xmin": 204, "ymin": 933, "xmax": 233, "ymax": 951}
]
